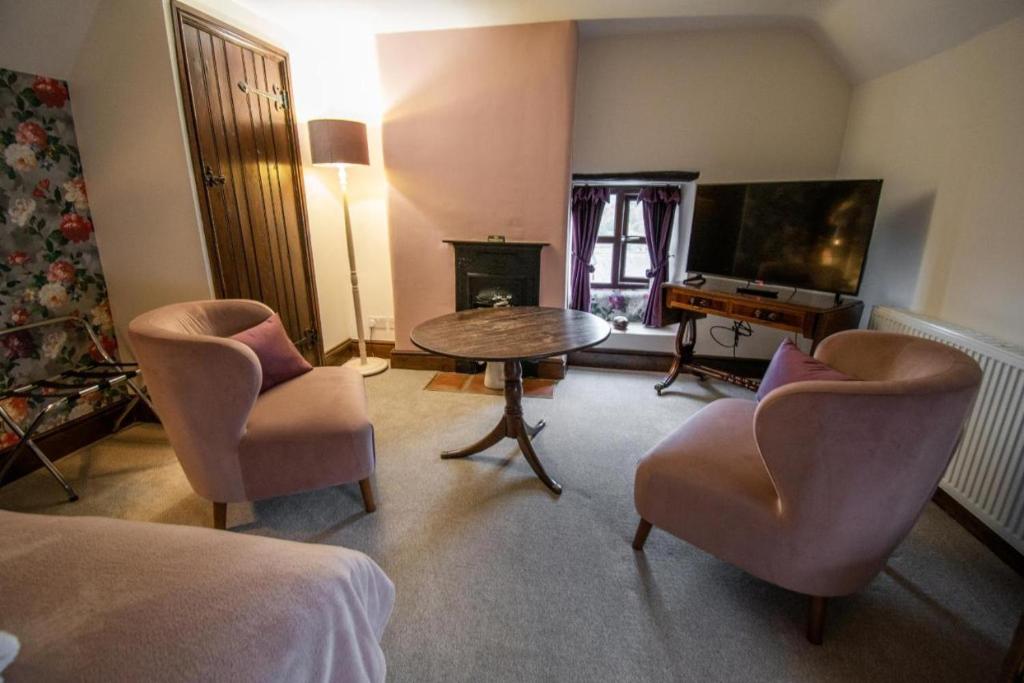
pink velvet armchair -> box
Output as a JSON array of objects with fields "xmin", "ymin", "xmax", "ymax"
[
  {"xmin": 632, "ymin": 330, "xmax": 982, "ymax": 643},
  {"xmin": 128, "ymin": 300, "xmax": 376, "ymax": 529}
]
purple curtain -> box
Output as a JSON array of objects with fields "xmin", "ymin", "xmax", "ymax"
[
  {"xmin": 639, "ymin": 186, "xmax": 682, "ymax": 327},
  {"xmin": 569, "ymin": 186, "xmax": 610, "ymax": 312}
]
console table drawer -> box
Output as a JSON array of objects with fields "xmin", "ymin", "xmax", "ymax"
[
  {"xmin": 730, "ymin": 303, "xmax": 805, "ymax": 330},
  {"xmin": 668, "ymin": 289, "xmax": 728, "ymax": 314}
]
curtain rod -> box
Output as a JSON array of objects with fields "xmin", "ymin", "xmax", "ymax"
[{"xmin": 571, "ymin": 170, "xmax": 700, "ymax": 184}]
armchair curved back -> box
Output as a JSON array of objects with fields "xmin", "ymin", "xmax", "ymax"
[
  {"xmin": 753, "ymin": 330, "xmax": 982, "ymax": 592},
  {"xmin": 128, "ymin": 300, "xmax": 270, "ymax": 502}
]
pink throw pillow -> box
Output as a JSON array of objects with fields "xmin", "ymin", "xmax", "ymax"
[
  {"xmin": 230, "ymin": 313, "xmax": 312, "ymax": 393},
  {"xmin": 756, "ymin": 338, "xmax": 852, "ymax": 401}
]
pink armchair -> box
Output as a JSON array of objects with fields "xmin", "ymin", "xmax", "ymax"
[
  {"xmin": 632, "ymin": 330, "xmax": 982, "ymax": 643},
  {"xmin": 128, "ymin": 300, "xmax": 376, "ymax": 529}
]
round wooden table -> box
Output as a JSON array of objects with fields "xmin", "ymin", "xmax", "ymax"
[{"xmin": 410, "ymin": 306, "xmax": 610, "ymax": 494}]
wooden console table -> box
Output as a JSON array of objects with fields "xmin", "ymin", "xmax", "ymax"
[{"xmin": 655, "ymin": 282, "xmax": 863, "ymax": 394}]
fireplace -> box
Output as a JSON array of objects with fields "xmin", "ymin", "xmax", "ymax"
[
  {"xmin": 446, "ymin": 239, "xmax": 548, "ymax": 374},
  {"xmin": 445, "ymin": 240, "xmax": 546, "ymax": 311}
]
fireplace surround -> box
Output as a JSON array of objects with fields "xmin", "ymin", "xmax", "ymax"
[
  {"xmin": 388, "ymin": 241, "xmax": 566, "ymax": 378},
  {"xmin": 445, "ymin": 240, "xmax": 546, "ymax": 312},
  {"xmin": 445, "ymin": 240, "xmax": 553, "ymax": 376}
]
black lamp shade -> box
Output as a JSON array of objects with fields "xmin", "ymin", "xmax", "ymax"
[{"xmin": 308, "ymin": 119, "xmax": 369, "ymax": 166}]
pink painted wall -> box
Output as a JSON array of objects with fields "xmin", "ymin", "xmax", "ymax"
[{"xmin": 377, "ymin": 21, "xmax": 578, "ymax": 351}]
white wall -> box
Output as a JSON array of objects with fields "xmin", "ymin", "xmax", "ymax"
[
  {"xmin": 573, "ymin": 27, "xmax": 851, "ymax": 180},
  {"xmin": 69, "ymin": 0, "xmax": 393, "ymax": 353},
  {"xmin": 838, "ymin": 17, "xmax": 1024, "ymax": 346},
  {"xmin": 70, "ymin": 0, "xmax": 214, "ymax": 353},
  {"xmin": 574, "ymin": 26, "xmax": 852, "ymax": 356}
]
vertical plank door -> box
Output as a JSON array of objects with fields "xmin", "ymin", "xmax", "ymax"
[{"xmin": 172, "ymin": 3, "xmax": 323, "ymax": 364}]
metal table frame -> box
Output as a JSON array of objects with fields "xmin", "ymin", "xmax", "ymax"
[{"xmin": 0, "ymin": 316, "xmax": 156, "ymax": 501}]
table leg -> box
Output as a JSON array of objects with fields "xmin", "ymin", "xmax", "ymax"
[
  {"xmin": 503, "ymin": 361, "xmax": 561, "ymax": 494},
  {"xmin": 439, "ymin": 359, "xmax": 561, "ymax": 494},
  {"xmin": 517, "ymin": 430, "xmax": 561, "ymax": 494},
  {"xmin": 810, "ymin": 333, "xmax": 823, "ymax": 355},
  {"xmin": 655, "ymin": 315, "xmax": 700, "ymax": 394},
  {"xmin": 440, "ymin": 420, "xmax": 505, "ymax": 459},
  {"xmin": 524, "ymin": 420, "xmax": 546, "ymax": 438}
]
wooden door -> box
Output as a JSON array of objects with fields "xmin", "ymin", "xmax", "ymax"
[{"xmin": 172, "ymin": 3, "xmax": 323, "ymax": 364}]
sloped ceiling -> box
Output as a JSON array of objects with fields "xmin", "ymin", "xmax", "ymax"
[
  {"xmin": 812, "ymin": 0, "xmax": 1024, "ymax": 82},
  {"xmin": 0, "ymin": 0, "xmax": 101, "ymax": 80},
  {"xmin": 240, "ymin": 0, "xmax": 1024, "ymax": 83},
  {"xmin": 1, "ymin": 0, "xmax": 1021, "ymax": 85}
]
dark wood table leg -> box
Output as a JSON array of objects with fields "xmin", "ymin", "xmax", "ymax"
[
  {"xmin": 806, "ymin": 595, "xmax": 828, "ymax": 645},
  {"xmin": 524, "ymin": 419, "xmax": 546, "ymax": 438},
  {"xmin": 516, "ymin": 430, "xmax": 561, "ymax": 494},
  {"xmin": 655, "ymin": 314, "xmax": 700, "ymax": 394},
  {"xmin": 441, "ymin": 420, "xmax": 506, "ymax": 459},
  {"xmin": 439, "ymin": 359, "xmax": 561, "ymax": 494},
  {"xmin": 810, "ymin": 332, "xmax": 824, "ymax": 355},
  {"xmin": 504, "ymin": 360, "xmax": 561, "ymax": 494}
]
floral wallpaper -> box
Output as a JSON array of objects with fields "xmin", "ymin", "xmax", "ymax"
[{"xmin": 0, "ymin": 68, "xmax": 120, "ymax": 450}]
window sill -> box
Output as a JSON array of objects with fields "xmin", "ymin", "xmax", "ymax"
[{"xmin": 593, "ymin": 322, "xmax": 678, "ymax": 353}]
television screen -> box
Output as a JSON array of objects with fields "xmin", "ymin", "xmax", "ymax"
[{"xmin": 686, "ymin": 180, "xmax": 882, "ymax": 295}]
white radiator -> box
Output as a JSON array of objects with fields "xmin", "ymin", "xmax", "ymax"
[{"xmin": 869, "ymin": 306, "xmax": 1024, "ymax": 553}]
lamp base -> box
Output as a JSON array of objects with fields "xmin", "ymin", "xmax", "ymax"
[{"xmin": 343, "ymin": 355, "xmax": 389, "ymax": 377}]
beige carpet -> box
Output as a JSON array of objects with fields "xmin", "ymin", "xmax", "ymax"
[{"xmin": 1, "ymin": 367, "xmax": 1020, "ymax": 682}]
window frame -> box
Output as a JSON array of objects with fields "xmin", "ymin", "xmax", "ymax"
[{"xmin": 590, "ymin": 187, "xmax": 650, "ymax": 290}]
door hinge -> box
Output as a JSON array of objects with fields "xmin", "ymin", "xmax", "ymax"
[
  {"xmin": 202, "ymin": 164, "xmax": 226, "ymax": 187},
  {"xmin": 297, "ymin": 327, "xmax": 318, "ymax": 348},
  {"xmin": 237, "ymin": 80, "xmax": 288, "ymax": 110}
]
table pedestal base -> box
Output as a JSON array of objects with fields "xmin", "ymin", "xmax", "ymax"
[
  {"xmin": 441, "ymin": 360, "xmax": 561, "ymax": 494},
  {"xmin": 655, "ymin": 314, "xmax": 762, "ymax": 394}
]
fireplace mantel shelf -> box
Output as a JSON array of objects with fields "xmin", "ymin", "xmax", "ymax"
[{"xmin": 443, "ymin": 239, "xmax": 549, "ymax": 247}]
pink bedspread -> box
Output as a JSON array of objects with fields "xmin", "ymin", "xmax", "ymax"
[{"xmin": 0, "ymin": 511, "xmax": 394, "ymax": 682}]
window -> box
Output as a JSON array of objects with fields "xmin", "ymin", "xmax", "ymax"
[{"xmin": 591, "ymin": 190, "xmax": 649, "ymax": 289}]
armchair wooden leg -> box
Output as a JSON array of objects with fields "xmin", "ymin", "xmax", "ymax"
[
  {"xmin": 807, "ymin": 595, "xmax": 828, "ymax": 645},
  {"xmin": 632, "ymin": 518, "xmax": 653, "ymax": 551},
  {"xmin": 359, "ymin": 478, "xmax": 376, "ymax": 514},
  {"xmin": 213, "ymin": 502, "xmax": 227, "ymax": 531}
]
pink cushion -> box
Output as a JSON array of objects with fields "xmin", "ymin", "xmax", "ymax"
[
  {"xmin": 755, "ymin": 338, "xmax": 852, "ymax": 401},
  {"xmin": 230, "ymin": 314, "xmax": 312, "ymax": 393}
]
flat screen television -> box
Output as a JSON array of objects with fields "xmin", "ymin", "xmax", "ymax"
[{"xmin": 686, "ymin": 179, "xmax": 882, "ymax": 295}]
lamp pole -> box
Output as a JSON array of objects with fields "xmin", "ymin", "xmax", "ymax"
[
  {"xmin": 307, "ymin": 118, "xmax": 386, "ymax": 377},
  {"xmin": 338, "ymin": 165, "xmax": 387, "ymax": 376}
]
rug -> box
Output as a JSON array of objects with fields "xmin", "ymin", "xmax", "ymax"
[{"xmin": 424, "ymin": 371, "xmax": 556, "ymax": 399}]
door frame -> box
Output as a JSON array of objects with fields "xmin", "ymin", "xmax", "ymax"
[{"xmin": 170, "ymin": 1, "xmax": 324, "ymax": 365}]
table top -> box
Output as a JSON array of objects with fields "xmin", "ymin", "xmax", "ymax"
[{"xmin": 410, "ymin": 307, "xmax": 611, "ymax": 362}]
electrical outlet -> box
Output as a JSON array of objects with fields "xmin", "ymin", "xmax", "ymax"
[
  {"xmin": 384, "ymin": 317, "xmax": 394, "ymax": 330},
  {"xmin": 368, "ymin": 316, "xmax": 379, "ymax": 329}
]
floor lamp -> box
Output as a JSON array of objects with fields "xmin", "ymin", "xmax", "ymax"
[{"xmin": 308, "ymin": 118, "xmax": 388, "ymax": 377}]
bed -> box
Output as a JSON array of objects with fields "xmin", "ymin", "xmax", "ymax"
[{"xmin": 0, "ymin": 511, "xmax": 394, "ymax": 682}]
